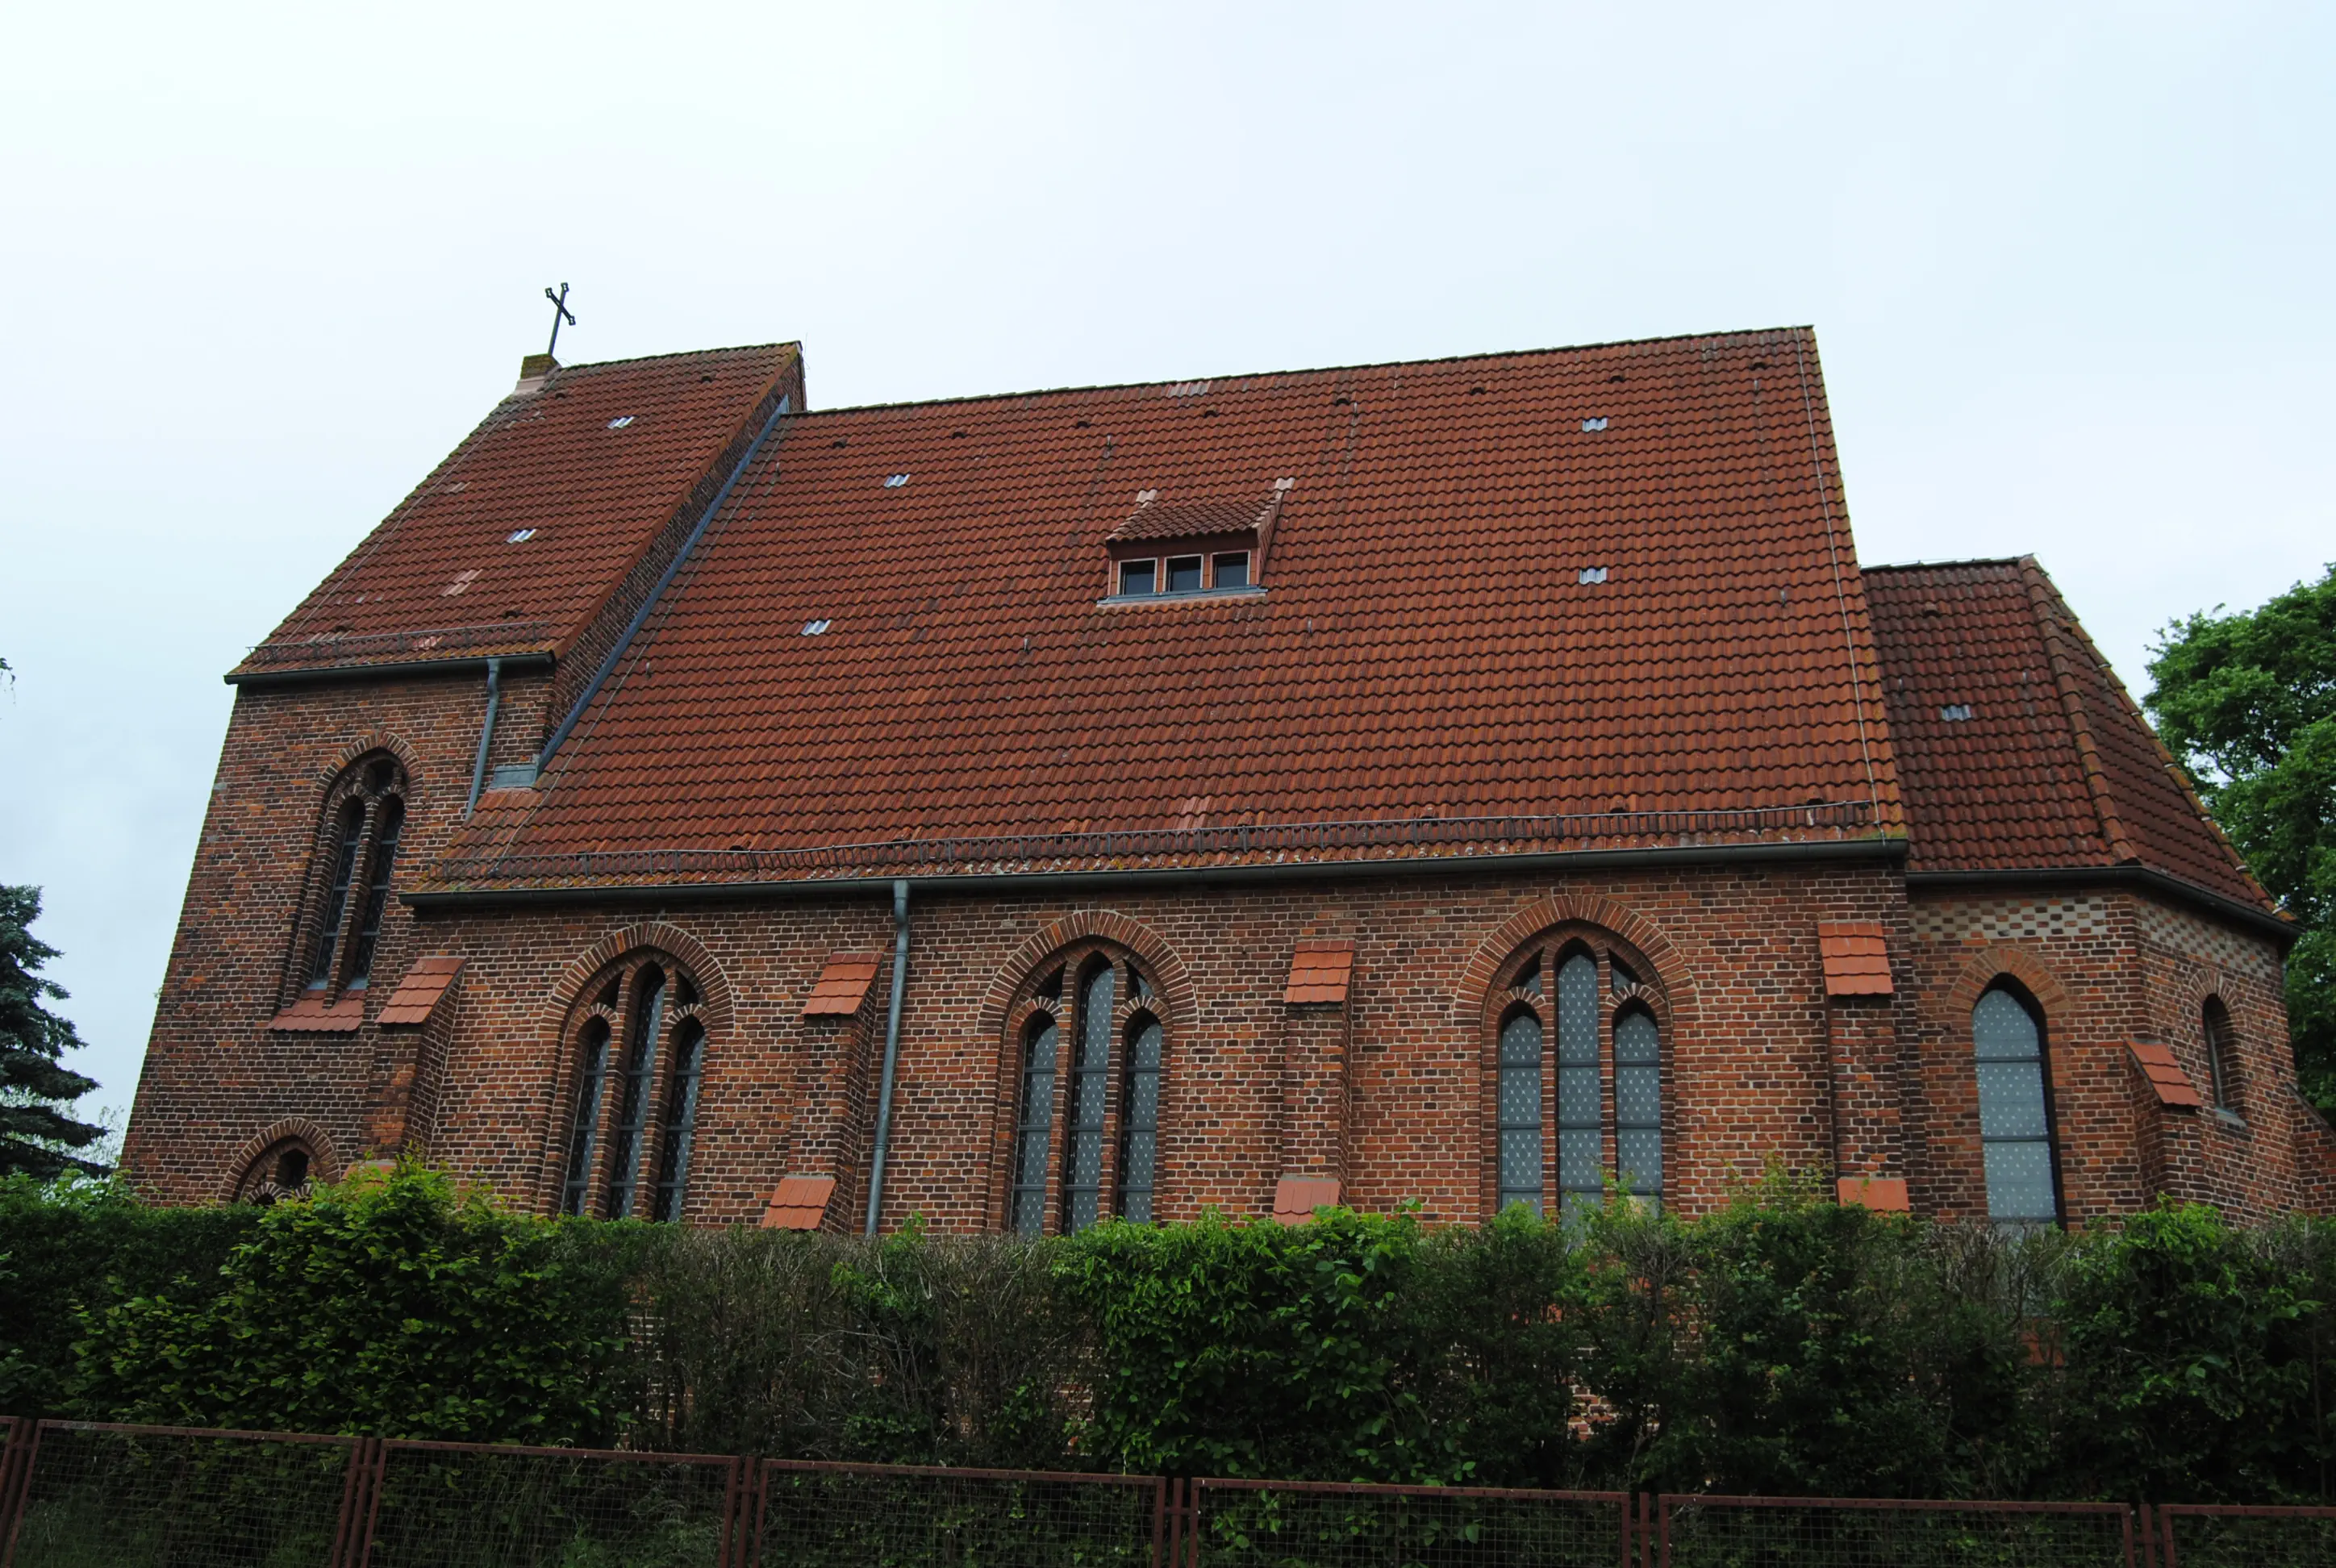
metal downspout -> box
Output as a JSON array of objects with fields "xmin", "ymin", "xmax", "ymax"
[
  {"xmin": 465, "ymin": 657, "xmax": 503, "ymax": 817},
  {"xmin": 865, "ymin": 878, "xmax": 911, "ymax": 1235}
]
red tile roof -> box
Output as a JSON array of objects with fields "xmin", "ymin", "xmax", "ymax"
[
  {"xmin": 1285, "ymin": 941, "xmax": 1357, "ymax": 1004},
  {"xmin": 1816, "ymin": 923, "xmax": 1892, "ymax": 996},
  {"xmin": 378, "ymin": 955, "xmax": 464, "ymax": 1027},
  {"xmin": 2129, "ymin": 1041, "xmax": 2205, "ymax": 1110},
  {"xmin": 236, "ymin": 345, "xmax": 799, "ymax": 676},
  {"xmin": 424, "ymin": 327, "xmax": 1912, "ymax": 890},
  {"xmin": 801, "ymin": 953, "xmax": 882, "ymax": 1017},
  {"xmin": 1863, "ymin": 558, "xmax": 2271, "ymax": 911},
  {"xmin": 1108, "ymin": 493, "xmax": 1281, "ymax": 543}
]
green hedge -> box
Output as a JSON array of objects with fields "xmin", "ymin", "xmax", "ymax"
[{"xmin": 5, "ymin": 1166, "xmax": 2334, "ymax": 1502}]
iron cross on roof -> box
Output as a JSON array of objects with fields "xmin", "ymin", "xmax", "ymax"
[{"xmin": 542, "ymin": 282, "xmax": 576, "ymax": 357}]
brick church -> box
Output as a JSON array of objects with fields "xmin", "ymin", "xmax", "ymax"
[{"xmin": 122, "ymin": 327, "xmax": 2328, "ymax": 1231}]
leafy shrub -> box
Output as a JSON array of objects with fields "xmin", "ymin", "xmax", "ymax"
[{"xmin": 71, "ymin": 1162, "xmax": 640, "ymax": 1444}]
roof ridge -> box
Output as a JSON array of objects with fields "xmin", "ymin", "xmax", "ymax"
[
  {"xmin": 1861, "ymin": 557, "xmax": 2027, "ymax": 574},
  {"xmin": 2017, "ymin": 557, "xmax": 2276, "ymax": 912},
  {"xmin": 555, "ymin": 341, "xmax": 799, "ymax": 373},
  {"xmin": 800, "ymin": 324, "xmax": 1813, "ymax": 417},
  {"xmin": 2017, "ymin": 555, "xmax": 2138, "ymax": 863}
]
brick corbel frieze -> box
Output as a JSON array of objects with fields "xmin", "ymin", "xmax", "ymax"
[
  {"xmin": 217, "ymin": 1116, "xmax": 344, "ymax": 1202},
  {"xmin": 528, "ymin": 920, "xmax": 736, "ymax": 1211},
  {"xmin": 974, "ymin": 910, "xmax": 1195, "ymax": 1230}
]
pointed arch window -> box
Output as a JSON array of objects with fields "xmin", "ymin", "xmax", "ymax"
[
  {"xmin": 298, "ymin": 757, "xmax": 408, "ymax": 997},
  {"xmin": 1005, "ymin": 943, "xmax": 1171, "ymax": 1234},
  {"xmin": 558, "ymin": 956, "xmax": 711, "ymax": 1220},
  {"xmin": 1488, "ymin": 929, "xmax": 1666, "ymax": 1222},
  {"xmin": 2202, "ymin": 997, "xmax": 2239, "ymax": 1116},
  {"xmin": 237, "ymin": 1140, "xmax": 316, "ymax": 1206},
  {"xmin": 1972, "ymin": 983, "xmax": 2060, "ymax": 1227}
]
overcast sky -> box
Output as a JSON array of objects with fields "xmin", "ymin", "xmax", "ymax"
[{"xmin": 2, "ymin": 3, "xmax": 2329, "ymax": 1128}]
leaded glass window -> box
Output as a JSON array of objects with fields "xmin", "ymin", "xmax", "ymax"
[
  {"xmin": 653, "ymin": 1019, "xmax": 707, "ymax": 1223},
  {"xmin": 344, "ymin": 796, "xmax": 403, "ymax": 987},
  {"xmin": 1005, "ymin": 944, "xmax": 1170, "ymax": 1234},
  {"xmin": 2203, "ymin": 998, "xmax": 2237, "ymax": 1114},
  {"xmin": 1120, "ymin": 1015, "xmax": 1163, "ymax": 1223},
  {"xmin": 1556, "ymin": 951, "xmax": 1604, "ymax": 1223},
  {"xmin": 1062, "ymin": 962, "xmax": 1116, "ymax": 1232},
  {"xmin": 1972, "ymin": 985, "xmax": 2059, "ymax": 1226},
  {"xmin": 1490, "ymin": 930, "xmax": 1665, "ymax": 1223},
  {"xmin": 308, "ymin": 802, "xmax": 364, "ymax": 986},
  {"xmin": 1012, "ymin": 1015, "xmax": 1059, "ymax": 1234},
  {"xmin": 604, "ymin": 968, "xmax": 665, "ymax": 1219},
  {"xmin": 299, "ymin": 755, "xmax": 409, "ymax": 998},
  {"xmin": 559, "ymin": 954, "xmax": 711, "ymax": 1221},
  {"xmin": 1498, "ymin": 1008, "xmax": 1544, "ymax": 1213},
  {"xmin": 561, "ymin": 1018, "xmax": 611, "ymax": 1216},
  {"xmin": 1614, "ymin": 1007, "xmax": 1662, "ymax": 1212}
]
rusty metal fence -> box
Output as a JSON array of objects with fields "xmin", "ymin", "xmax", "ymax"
[
  {"xmin": 1657, "ymin": 1494, "xmax": 2137, "ymax": 1567},
  {"xmin": 4, "ymin": 1416, "xmax": 2335, "ymax": 1568},
  {"xmin": 755, "ymin": 1458, "xmax": 1162, "ymax": 1566},
  {"xmin": 2148, "ymin": 1501, "xmax": 2336, "ymax": 1567},
  {"xmin": 0, "ymin": 1420, "xmax": 369, "ymax": 1568},
  {"xmin": 1187, "ymin": 1476, "xmax": 1631, "ymax": 1566}
]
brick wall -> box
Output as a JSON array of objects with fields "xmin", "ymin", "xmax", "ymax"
[{"xmin": 126, "ymin": 673, "xmax": 2329, "ymax": 1228}]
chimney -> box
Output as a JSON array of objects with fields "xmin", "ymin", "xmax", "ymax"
[{"xmin": 513, "ymin": 353, "xmax": 558, "ymax": 395}]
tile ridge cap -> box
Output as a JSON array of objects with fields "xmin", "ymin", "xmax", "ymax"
[
  {"xmin": 804, "ymin": 325, "xmax": 1814, "ymax": 417},
  {"xmin": 2017, "ymin": 555, "xmax": 2138, "ymax": 864}
]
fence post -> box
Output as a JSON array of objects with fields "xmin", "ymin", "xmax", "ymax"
[{"xmin": 0, "ymin": 1420, "xmax": 47, "ymax": 1568}]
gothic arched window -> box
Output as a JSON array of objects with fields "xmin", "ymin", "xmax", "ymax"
[
  {"xmin": 1488, "ymin": 928, "xmax": 1666, "ymax": 1221},
  {"xmin": 1005, "ymin": 943, "xmax": 1168, "ymax": 1235},
  {"xmin": 237, "ymin": 1139, "xmax": 316, "ymax": 1205},
  {"xmin": 298, "ymin": 757, "xmax": 408, "ymax": 996},
  {"xmin": 557, "ymin": 956, "xmax": 711, "ymax": 1220},
  {"xmin": 2202, "ymin": 996, "xmax": 2239, "ymax": 1116},
  {"xmin": 1972, "ymin": 982, "xmax": 2060, "ymax": 1227}
]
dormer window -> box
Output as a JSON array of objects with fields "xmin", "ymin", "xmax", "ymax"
[{"xmin": 1102, "ymin": 482, "xmax": 1288, "ymax": 605}]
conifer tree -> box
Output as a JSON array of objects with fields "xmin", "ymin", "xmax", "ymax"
[{"xmin": 0, "ymin": 883, "xmax": 109, "ymax": 1177}]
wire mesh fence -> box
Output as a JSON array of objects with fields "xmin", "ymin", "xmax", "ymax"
[
  {"xmin": 2153, "ymin": 1502, "xmax": 2336, "ymax": 1568},
  {"xmin": 1, "ymin": 1420, "xmax": 366, "ymax": 1568},
  {"xmin": 753, "ymin": 1458, "xmax": 1163, "ymax": 1567},
  {"xmin": 1190, "ymin": 1477, "xmax": 1631, "ymax": 1568},
  {"xmin": 358, "ymin": 1440, "xmax": 746, "ymax": 1568},
  {"xmin": 1658, "ymin": 1494, "xmax": 2135, "ymax": 1568}
]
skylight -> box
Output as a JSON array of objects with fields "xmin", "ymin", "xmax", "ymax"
[
  {"xmin": 803, "ymin": 619, "xmax": 832, "ymax": 636},
  {"xmin": 1941, "ymin": 703, "xmax": 1975, "ymax": 722},
  {"xmin": 1582, "ymin": 417, "xmax": 1610, "ymax": 432},
  {"xmin": 507, "ymin": 528, "xmax": 536, "ymax": 543},
  {"xmin": 1579, "ymin": 567, "xmax": 1609, "ymax": 584},
  {"xmin": 884, "ymin": 473, "xmax": 910, "ymax": 488},
  {"xmin": 607, "ymin": 415, "xmax": 635, "ymax": 429}
]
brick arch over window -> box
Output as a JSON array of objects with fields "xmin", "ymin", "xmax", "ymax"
[
  {"xmin": 548, "ymin": 921, "xmax": 736, "ymax": 1038},
  {"xmin": 978, "ymin": 912, "xmax": 1191, "ymax": 1235},
  {"xmin": 1457, "ymin": 893, "xmax": 1698, "ymax": 1036},
  {"xmin": 1942, "ymin": 945, "xmax": 2073, "ymax": 1024},
  {"xmin": 315, "ymin": 731, "xmax": 428, "ymax": 800},
  {"xmin": 540, "ymin": 937, "xmax": 720, "ymax": 1223},
  {"xmin": 974, "ymin": 911, "xmax": 1194, "ymax": 1043},
  {"xmin": 218, "ymin": 1116, "xmax": 343, "ymax": 1202}
]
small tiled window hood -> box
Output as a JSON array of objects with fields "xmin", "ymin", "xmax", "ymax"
[{"xmin": 1102, "ymin": 480, "xmax": 1290, "ymax": 603}]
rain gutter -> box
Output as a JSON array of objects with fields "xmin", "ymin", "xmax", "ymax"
[
  {"xmin": 864, "ymin": 879, "xmax": 911, "ymax": 1236},
  {"xmin": 403, "ymin": 836, "xmax": 1908, "ymax": 911},
  {"xmin": 227, "ymin": 652, "xmax": 551, "ymax": 690},
  {"xmin": 465, "ymin": 657, "xmax": 503, "ymax": 817}
]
